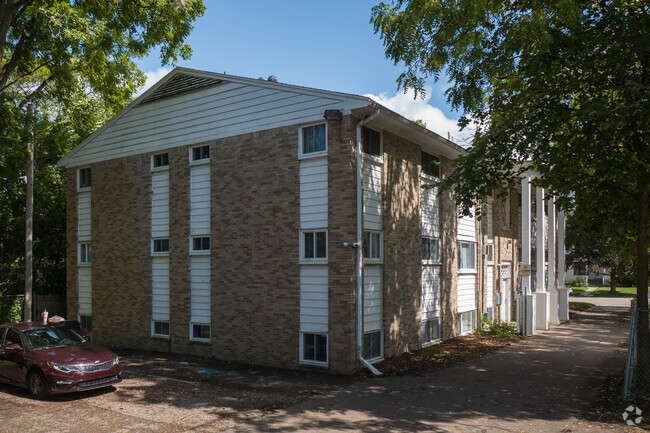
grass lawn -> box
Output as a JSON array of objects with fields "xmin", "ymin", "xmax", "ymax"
[
  {"xmin": 569, "ymin": 286, "xmax": 588, "ymax": 296},
  {"xmin": 589, "ymin": 286, "xmax": 637, "ymax": 297}
]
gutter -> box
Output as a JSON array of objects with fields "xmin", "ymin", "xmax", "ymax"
[{"xmin": 355, "ymin": 109, "xmax": 382, "ymax": 376}]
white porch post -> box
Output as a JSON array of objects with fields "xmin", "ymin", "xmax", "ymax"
[
  {"xmin": 548, "ymin": 197, "xmax": 559, "ymax": 325},
  {"xmin": 520, "ymin": 175, "xmax": 535, "ymax": 336},
  {"xmin": 557, "ymin": 210, "xmax": 569, "ymax": 321},
  {"xmin": 535, "ymin": 187, "xmax": 549, "ymax": 330}
]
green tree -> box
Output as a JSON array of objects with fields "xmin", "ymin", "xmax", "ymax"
[
  {"xmin": 372, "ymin": 0, "xmax": 649, "ymax": 384},
  {"xmin": 0, "ymin": 1, "xmax": 205, "ymax": 299}
]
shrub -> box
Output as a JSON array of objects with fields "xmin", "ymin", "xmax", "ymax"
[
  {"xmin": 0, "ymin": 297, "xmax": 23, "ymax": 323},
  {"xmin": 565, "ymin": 276, "xmax": 587, "ymax": 287},
  {"xmin": 475, "ymin": 316, "xmax": 519, "ymax": 337}
]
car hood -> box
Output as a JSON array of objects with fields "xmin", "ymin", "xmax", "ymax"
[{"xmin": 31, "ymin": 343, "xmax": 116, "ymax": 365}]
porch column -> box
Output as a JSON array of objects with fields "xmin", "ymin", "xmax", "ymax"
[
  {"xmin": 520, "ymin": 175, "xmax": 535, "ymax": 336},
  {"xmin": 557, "ymin": 210, "xmax": 569, "ymax": 321},
  {"xmin": 548, "ymin": 197, "xmax": 559, "ymax": 325},
  {"xmin": 535, "ymin": 187, "xmax": 549, "ymax": 330}
]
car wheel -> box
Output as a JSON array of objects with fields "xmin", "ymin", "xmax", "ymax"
[{"xmin": 27, "ymin": 369, "xmax": 47, "ymax": 400}]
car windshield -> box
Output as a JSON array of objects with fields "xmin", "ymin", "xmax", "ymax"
[{"xmin": 23, "ymin": 326, "xmax": 87, "ymax": 349}]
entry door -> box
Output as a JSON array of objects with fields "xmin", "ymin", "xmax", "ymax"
[{"xmin": 500, "ymin": 264, "xmax": 512, "ymax": 322}]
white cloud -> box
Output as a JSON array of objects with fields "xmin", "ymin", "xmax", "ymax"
[
  {"xmin": 135, "ymin": 67, "xmax": 173, "ymax": 97},
  {"xmin": 364, "ymin": 88, "xmax": 474, "ymax": 147}
]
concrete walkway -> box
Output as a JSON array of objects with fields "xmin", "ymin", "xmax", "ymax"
[{"xmin": 229, "ymin": 301, "xmax": 636, "ymax": 432}]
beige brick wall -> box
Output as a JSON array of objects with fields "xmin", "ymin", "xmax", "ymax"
[
  {"xmin": 65, "ymin": 169, "xmax": 78, "ymax": 319},
  {"xmin": 439, "ymin": 157, "xmax": 459, "ymax": 339},
  {"xmin": 491, "ymin": 188, "xmax": 520, "ymax": 321}
]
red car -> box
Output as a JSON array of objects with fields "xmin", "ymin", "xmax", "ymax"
[{"xmin": 0, "ymin": 322, "xmax": 122, "ymax": 399}]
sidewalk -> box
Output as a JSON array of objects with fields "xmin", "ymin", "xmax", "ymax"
[{"xmin": 229, "ymin": 302, "xmax": 636, "ymax": 432}]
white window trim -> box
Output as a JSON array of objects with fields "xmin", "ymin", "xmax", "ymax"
[
  {"xmin": 189, "ymin": 322, "xmax": 211, "ymax": 342},
  {"xmin": 299, "ymin": 229, "xmax": 328, "ymax": 264},
  {"xmin": 363, "ymin": 329, "xmax": 384, "ymax": 362},
  {"xmin": 457, "ymin": 241, "xmax": 477, "ymax": 273},
  {"xmin": 189, "ymin": 144, "xmax": 211, "ymax": 166},
  {"xmin": 151, "ymin": 152, "xmax": 170, "ymax": 172},
  {"xmin": 298, "ymin": 122, "xmax": 328, "ymax": 159},
  {"xmin": 486, "ymin": 243, "xmax": 495, "ymax": 265},
  {"xmin": 78, "ymin": 242, "xmax": 91, "ymax": 266},
  {"xmin": 189, "ymin": 236, "xmax": 210, "ymax": 255},
  {"xmin": 421, "ymin": 318, "xmax": 442, "ymax": 347},
  {"xmin": 151, "ymin": 320, "xmax": 170, "ymax": 339},
  {"xmin": 77, "ymin": 167, "xmax": 91, "ymax": 191},
  {"xmin": 457, "ymin": 310, "xmax": 477, "ymax": 335},
  {"xmin": 151, "ymin": 238, "xmax": 170, "ymax": 257},
  {"xmin": 363, "ymin": 230, "xmax": 383, "ymax": 264},
  {"xmin": 422, "ymin": 236, "xmax": 441, "ymax": 265},
  {"xmin": 362, "ymin": 127, "xmax": 383, "ymax": 162},
  {"xmin": 299, "ymin": 332, "xmax": 329, "ymax": 366}
]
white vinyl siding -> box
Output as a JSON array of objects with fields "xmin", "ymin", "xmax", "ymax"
[
  {"xmin": 363, "ymin": 161, "xmax": 382, "ymax": 231},
  {"xmin": 457, "ymin": 274, "xmax": 477, "ymax": 313},
  {"xmin": 421, "ymin": 266, "xmax": 441, "ymax": 320},
  {"xmin": 62, "ymin": 79, "xmax": 368, "ymax": 167},
  {"xmin": 486, "ymin": 265, "xmax": 494, "ymax": 309},
  {"xmin": 152, "ymin": 257, "xmax": 170, "ymax": 321},
  {"xmin": 457, "ymin": 206, "xmax": 476, "ymax": 242},
  {"xmin": 78, "ymin": 266, "xmax": 92, "ymax": 316},
  {"xmin": 190, "ymin": 256, "xmax": 211, "ymax": 325},
  {"xmin": 190, "ymin": 164, "xmax": 210, "ymax": 236},
  {"xmin": 77, "ymin": 191, "xmax": 91, "ymax": 241},
  {"xmin": 151, "ymin": 170, "xmax": 170, "ymax": 238},
  {"xmin": 421, "ymin": 184, "xmax": 440, "ymax": 238},
  {"xmin": 363, "ymin": 266, "xmax": 382, "ymax": 331},
  {"xmin": 300, "ymin": 266, "xmax": 328, "ymax": 333},
  {"xmin": 299, "ymin": 157, "xmax": 328, "ymax": 229}
]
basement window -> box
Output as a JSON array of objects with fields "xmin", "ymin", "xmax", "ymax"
[
  {"xmin": 363, "ymin": 330, "xmax": 383, "ymax": 361},
  {"xmin": 79, "ymin": 316, "xmax": 92, "ymax": 331},
  {"xmin": 301, "ymin": 333, "xmax": 327, "ymax": 364},
  {"xmin": 152, "ymin": 321, "xmax": 170, "ymax": 337},
  {"xmin": 422, "ymin": 318, "xmax": 441, "ymax": 345},
  {"xmin": 457, "ymin": 310, "xmax": 476, "ymax": 335},
  {"xmin": 191, "ymin": 323, "xmax": 211, "ymax": 341}
]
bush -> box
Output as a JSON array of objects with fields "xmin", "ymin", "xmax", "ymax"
[
  {"xmin": 565, "ymin": 276, "xmax": 587, "ymax": 287},
  {"xmin": 0, "ymin": 297, "xmax": 23, "ymax": 323},
  {"xmin": 475, "ymin": 316, "xmax": 519, "ymax": 337}
]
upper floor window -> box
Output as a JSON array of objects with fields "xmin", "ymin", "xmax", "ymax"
[
  {"xmin": 362, "ymin": 127, "xmax": 381, "ymax": 157},
  {"xmin": 79, "ymin": 243, "xmax": 91, "ymax": 264},
  {"xmin": 421, "ymin": 151, "xmax": 440, "ymax": 178},
  {"xmin": 422, "ymin": 237, "xmax": 440, "ymax": 263},
  {"xmin": 152, "ymin": 238, "xmax": 170, "ymax": 255},
  {"xmin": 152, "ymin": 153, "xmax": 169, "ymax": 169},
  {"xmin": 363, "ymin": 231, "xmax": 382, "ymax": 261},
  {"xmin": 191, "ymin": 145, "xmax": 210, "ymax": 163},
  {"xmin": 191, "ymin": 236, "xmax": 210, "ymax": 254},
  {"xmin": 458, "ymin": 241, "xmax": 476, "ymax": 271},
  {"xmin": 300, "ymin": 123, "xmax": 327, "ymax": 156},
  {"xmin": 78, "ymin": 167, "xmax": 91, "ymax": 189},
  {"xmin": 301, "ymin": 230, "xmax": 327, "ymax": 262}
]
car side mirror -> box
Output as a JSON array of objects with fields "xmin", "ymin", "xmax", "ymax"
[{"xmin": 5, "ymin": 343, "xmax": 23, "ymax": 352}]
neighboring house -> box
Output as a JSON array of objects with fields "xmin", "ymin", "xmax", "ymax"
[{"xmin": 58, "ymin": 68, "xmax": 568, "ymax": 374}]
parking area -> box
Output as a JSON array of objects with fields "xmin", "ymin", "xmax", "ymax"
[{"xmin": 0, "ymin": 349, "xmax": 353, "ymax": 433}]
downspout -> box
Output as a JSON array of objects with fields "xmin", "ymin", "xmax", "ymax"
[
  {"xmin": 477, "ymin": 206, "xmax": 483, "ymax": 325},
  {"xmin": 356, "ymin": 110, "xmax": 382, "ymax": 376}
]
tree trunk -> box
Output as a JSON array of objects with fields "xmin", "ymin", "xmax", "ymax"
[
  {"xmin": 609, "ymin": 264, "xmax": 617, "ymax": 294},
  {"xmin": 635, "ymin": 189, "xmax": 650, "ymax": 391}
]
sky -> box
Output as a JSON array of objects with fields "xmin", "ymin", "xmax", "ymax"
[{"xmin": 136, "ymin": 0, "xmax": 472, "ymax": 145}]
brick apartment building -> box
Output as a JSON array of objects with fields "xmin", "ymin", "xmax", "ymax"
[{"xmin": 58, "ymin": 68, "xmax": 567, "ymax": 374}]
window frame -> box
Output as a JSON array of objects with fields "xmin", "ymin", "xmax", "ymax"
[
  {"xmin": 78, "ymin": 167, "xmax": 91, "ymax": 190},
  {"xmin": 190, "ymin": 144, "xmax": 210, "ymax": 165},
  {"xmin": 190, "ymin": 323, "xmax": 211, "ymax": 342},
  {"xmin": 151, "ymin": 320, "xmax": 170, "ymax": 338},
  {"xmin": 363, "ymin": 231, "xmax": 383, "ymax": 263},
  {"xmin": 152, "ymin": 238, "xmax": 170, "ymax": 256},
  {"xmin": 79, "ymin": 315, "xmax": 92, "ymax": 331},
  {"xmin": 457, "ymin": 310, "xmax": 477, "ymax": 335},
  {"xmin": 457, "ymin": 241, "xmax": 477, "ymax": 273},
  {"xmin": 190, "ymin": 236, "xmax": 210, "ymax": 255},
  {"xmin": 300, "ymin": 230, "xmax": 328, "ymax": 264},
  {"xmin": 152, "ymin": 152, "xmax": 170, "ymax": 171},
  {"xmin": 486, "ymin": 243, "xmax": 495, "ymax": 264},
  {"xmin": 362, "ymin": 329, "xmax": 383, "ymax": 361},
  {"xmin": 78, "ymin": 242, "xmax": 91, "ymax": 265},
  {"xmin": 421, "ymin": 151, "xmax": 440, "ymax": 178},
  {"xmin": 422, "ymin": 236, "xmax": 441, "ymax": 264},
  {"xmin": 421, "ymin": 318, "xmax": 441, "ymax": 346},
  {"xmin": 362, "ymin": 126, "xmax": 383, "ymax": 161},
  {"xmin": 298, "ymin": 122, "xmax": 328, "ymax": 158},
  {"xmin": 299, "ymin": 332, "xmax": 328, "ymax": 366}
]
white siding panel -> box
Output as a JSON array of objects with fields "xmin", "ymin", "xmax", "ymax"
[
  {"xmin": 486, "ymin": 266, "xmax": 494, "ymax": 309},
  {"xmin": 300, "ymin": 157, "xmax": 328, "ymax": 229},
  {"xmin": 77, "ymin": 191, "xmax": 91, "ymax": 241},
  {"xmin": 152, "ymin": 257, "xmax": 170, "ymax": 321},
  {"xmin": 152, "ymin": 171, "xmax": 170, "ymax": 238},
  {"xmin": 363, "ymin": 162, "xmax": 382, "ymax": 231},
  {"xmin": 457, "ymin": 274, "xmax": 477, "ymax": 313},
  {"xmin": 421, "ymin": 184, "xmax": 440, "ymax": 237},
  {"xmin": 300, "ymin": 266, "xmax": 328, "ymax": 333},
  {"xmin": 78, "ymin": 266, "xmax": 92, "ymax": 316},
  {"xmin": 190, "ymin": 165, "xmax": 210, "ymax": 236},
  {"xmin": 422, "ymin": 266, "xmax": 441, "ymax": 319},
  {"xmin": 457, "ymin": 206, "xmax": 476, "ymax": 242},
  {"xmin": 363, "ymin": 266, "xmax": 382, "ymax": 331},
  {"xmin": 190, "ymin": 256, "xmax": 211, "ymax": 324}
]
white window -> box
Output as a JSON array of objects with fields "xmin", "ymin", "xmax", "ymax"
[
  {"xmin": 152, "ymin": 152, "xmax": 169, "ymax": 169},
  {"xmin": 422, "ymin": 237, "xmax": 440, "ymax": 263},
  {"xmin": 299, "ymin": 123, "xmax": 327, "ymax": 156},
  {"xmin": 301, "ymin": 333, "xmax": 327, "ymax": 364},
  {"xmin": 190, "ymin": 145, "xmax": 210, "ymax": 163},
  {"xmin": 458, "ymin": 241, "xmax": 476, "ymax": 271},
  {"xmin": 458, "ymin": 310, "xmax": 476, "ymax": 335},
  {"xmin": 422, "ymin": 319, "xmax": 441, "ymax": 345},
  {"xmin": 502, "ymin": 194, "xmax": 511, "ymax": 229},
  {"xmin": 152, "ymin": 321, "xmax": 169, "ymax": 337},
  {"xmin": 363, "ymin": 231, "xmax": 382, "ymax": 262},
  {"xmin": 78, "ymin": 243, "xmax": 91, "ymax": 264},
  {"xmin": 190, "ymin": 236, "xmax": 210, "ymax": 254},
  {"xmin": 363, "ymin": 330, "xmax": 383, "ymax": 360},
  {"xmin": 152, "ymin": 238, "xmax": 170, "ymax": 255},
  {"xmin": 486, "ymin": 244, "xmax": 494, "ymax": 263},
  {"xmin": 301, "ymin": 230, "xmax": 327, "ymax": 262},
  {"xmin": 78, "ymin": 167, "xmax": 91, "ymax": 190},
  {"xmin": 362, "ymin": 126, "xmax": 382, "ymax": 157},
  {"xmin": 191, "ymin": 323, "xmax": 210, "ymax": 341}
]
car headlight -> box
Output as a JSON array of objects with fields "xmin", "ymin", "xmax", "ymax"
[{"xmin": 47, "ymin": 361, "xmax": 82, "ymax": 373}]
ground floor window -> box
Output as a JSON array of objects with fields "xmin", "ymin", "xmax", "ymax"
[
  {"xmin": 486, "ymin": 307, "xmax": 494, "ymax": 321},
  {"xmin": 301, "ymin": 333, "xmax": 327, "ymax": 364},
  {"xmin": 191, "ymin": 323, "xmax": 210, "ymax": 341},
  {"xmin": 152, "ymin": 321, "xmax": 170, "ymax": 337},
  {"xmin": 457, "ymin": 310, "xmax": 476, "ymax": 335},
  {"xmin": 422, "ymin": 318, "xmax": 441, "ymax": 345},
  {"xmin": 363, "ymin": 330, "xmax": 382, "ymax": 360},
  {"xmin": 79, "ymin": 315, "xmax": 92, "ymax": 331}
]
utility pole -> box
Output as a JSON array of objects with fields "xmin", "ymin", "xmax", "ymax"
[{"xmin": 25, "ymin": 103, "xmax": 35, "ymax": 322}]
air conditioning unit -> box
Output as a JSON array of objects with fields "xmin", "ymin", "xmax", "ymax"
[{"xmin": 495, "ymin": 293, "xmax": 502, "ymax": 305}]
